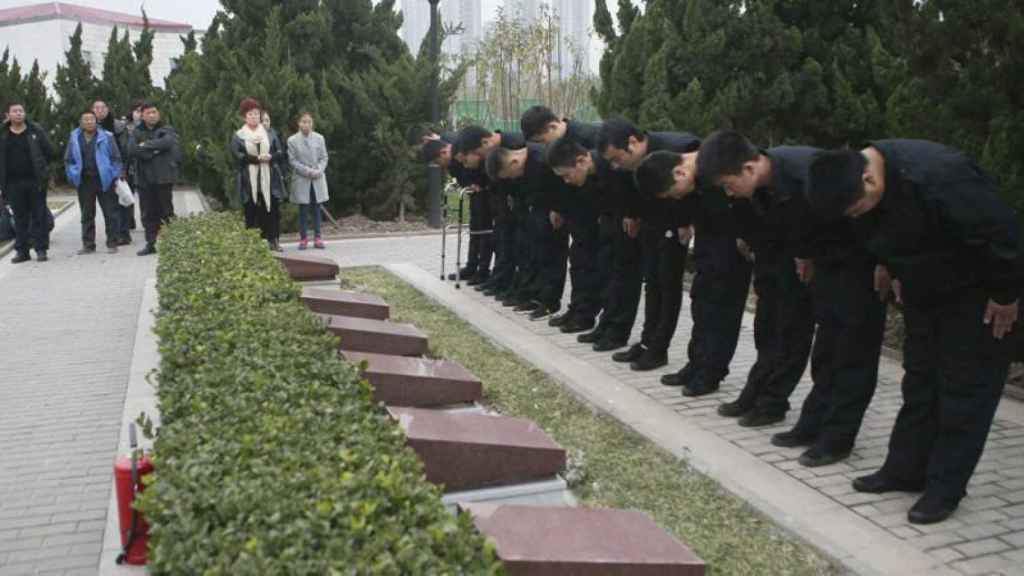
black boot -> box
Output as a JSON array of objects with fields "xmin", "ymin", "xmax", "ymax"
[
  {"xmin": 137, "ymin": 243, "xmax": 157, "ymax": 256},
  {"xmin": 682, "ymin": 377, "xmax": 721, "ymax": 397},
  {"xmin": 771, "ymin": 428, "xmax": 818, "ymax": 448},
  {"xmin": 908, "ymin": 493, "xmax": 959, "ymax": 525},
  {"xmin": 577, "ymin": 329, "xmax": 604, "ymax": 344},
  {"xmin": 738, "ymin": 408, "xmax": 786, "ymax": 428},
  {"xmin": 11, "ymin": 252, "xmax": 30, "ymax": 264},
  {"xmin": 592, "ymin": 335, "xmax": 628, "ymax": 352},
  {"xmin": 852, "ymin": 471, "xmax": 925, "ymax": 494},
  {"xmin": 560, "ymin": 316, "xmax": 595, "ymax": 334},
  {"xmin": 612, "ymin": 343, "xmax": 645, "ymax": 363},
  {"xmin": 529, "ymin": 303, "xmax": 559, "ymax": 320},
  {"xmin": 661, "ymin": 364, "xmax": 696, "ymax": 387},
  {"xmin": 798, "ymin": 444, "xmax": 851, "ymax": 468},
  {"xmin": 630, "ymin": 349, "xmax": 667, "ymax": 371},
  {"xmin": 549, "ymin": 311, "xmax": 572, "ymax": 327}
]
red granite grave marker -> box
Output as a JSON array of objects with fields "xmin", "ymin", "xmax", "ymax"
[
  {"xmin": 462, "ymin": 504, "xmax": 706, "ymax": 575},
  {"xmin": 388, "ymin": 407, "xmax": 565, "ymax": 491},
  {"xmin": 302, "ymin": 287, "xmax": 390, "ymax": 320},
  {"xmin": 273, "ymin": 253, "xmax": 339, "ymax": 281},
  {"xmin": 341, "ymin": 351, "xmax": 482, "ymax": 407},
  {"xmin": 317, "ymin": 314, "xmax": 428, "ymax": 356}
]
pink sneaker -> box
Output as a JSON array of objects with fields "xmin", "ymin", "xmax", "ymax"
[
  {"xmin": 299, "ymin": 239, "xmax": 309, "ymax": 250},
  {"xmin": 314, "ymin": 238, "xmax": 325, "ymax": 250}
]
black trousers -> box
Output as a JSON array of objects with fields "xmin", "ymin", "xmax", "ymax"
[
  {"xmin": 565, "ymin": 215, "xmax": 607, "ymax": 321},
  {"xmin": 466, "ymin": 190, "xmax": 493, "ymax": 275},
  {"xmin": 5, "ymin": 178, "xmax": 49, "ymax": 254},
  {"xmin": 596, "ymin": 217, "xmax": 643, "ymax": 341},
  {"xmin": 880, "ymin": 289, "xmax": 1009, "ymax": 504},
  {"xmin": 686, "ymin": 230, "xmax": 752, "ymax": 381},
  {"xmin": 735, "ymin": 258, "xmax": 815, "ymax": 414},
  {"xmin": 528, "ymin": 212, "xmax": 568, "ymax": 308},
  {"xmin": 489, "ymin": 192, "xmax": 517, "ymax": 289},
  {"xmin": 78, "ymin": 174, "xmax": 120, "ymax": 248},
  {"xmin": 244, "ymin": 194, "xmax": 281, "ymax": 242},
  {"xmin": 639, "ymin": 228, "xmax": 687, "ymax": 355},
  {"xmin": 139, "ymin": 183, "xmax": 174, "ymax": 245},
  {"xmin": 793, "ymin": 263, "xmax": 887, "ymax": 451},
  {"xmin": 509, "ymin": 203, "xmax": 536, "ymax": 298}
]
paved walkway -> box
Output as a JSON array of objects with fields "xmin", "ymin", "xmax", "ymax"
[
  {"xmin": 315, "ymin": 233, "xmax": 1024, "ymax": 576},
  {"xmin": 0, "ymin": 190, "xmax": 203, "ymax": 576}
]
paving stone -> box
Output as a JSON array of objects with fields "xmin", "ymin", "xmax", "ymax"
[
  {"xmin": 949, "ymin": 553, "xmax": 1016, "ymax": 575},
  {"xmin": 954, "ymin": 538, "xmax": 1011, "ymax": 558}
]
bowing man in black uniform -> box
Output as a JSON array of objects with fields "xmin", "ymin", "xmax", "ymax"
[{"xmin": 808, "ymin": 140, "xmax": 1022, "ymax": 524}]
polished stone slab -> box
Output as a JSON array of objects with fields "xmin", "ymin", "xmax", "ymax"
[
  {"xmin": 341, "ymin": 351, "xmax": 481, "ymax": 407},
  {"xmin": 388, "ymin": 407, "xmax": 566, "ymax": 492},
  {"xmin": 316, "ymin": 314, "xmax": 428, "ymax": 356},
  {"xmin": 274, "ymin": 253, "xmax": 339, "ymax": 281},
  {"xmin": 302, "ymin": 287, "xmax": 390, "ymax": 320},
  {"xmin": 463, "ymin": 504, "xmax": 706, "ymax": 575}
]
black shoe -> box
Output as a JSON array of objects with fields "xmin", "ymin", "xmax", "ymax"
[
  {"xmin": 529, "ymin": 303, "xmax": 559, "ymax": 320},
  {"xmin": 612, "ymin": 343, "xmax": 645, "ymax": 363},
  {"xmin": 560, "ymin": 317, "xmax": 594, "ymax": 334},
  {"xmin": 852, "ymin": 471, "xmax": 924, "ymax": 494},
  {"xmin": 482, "ymin": 286, "xmax": 500, "ymax": 296},
  {"xmin": 908, "ymin": 494, "xmax": 959, "ymax": 525},
  {"xmin": 549, "ymin": 311, "xmax": 572, "ymax": 327},
  {"xmin": 448, "ymin": 268, "xmax": 474, "ymax": 281},
  {"xmin": 682, "ymin": 379, "xmax": 720, "ymax": 397},
  {"xmin": 35, "ymin": 251, "xmax": 48, "ymax": 262},
  {"xmin": 501, "ymin": 296, "xmax": 524, "ymax": 307},
  {"xmin": 718, "ymin": 398, "xmax": 755, "ymax": 418},
  {"xmin": 798, "ymin": 445, "xmax": 851, "ymax": 468},
  {"xmin": 738, "ymin": 409, "xmax": 785, "ymax": 428},
  {"xmin": 592, "ymin": 337, "xmax": 627, "ymax": 352},
  {"xmin": 577, "ymin": 329, "xmax": 604, "ymax": 344},
  {"xmin": 77, "ymin": 245, "xmax": 97, "ymax": 255},
  {"xmin": 137, "ymin": 244, "xmax": 157, "ymax": 256},
  {"xmin": 661, "ymin": 373, "xmax": 684, "ymax": 386},
  {"xmin": 118, "ymin": 236, "xmax": 132, "ymax": 246},
  {"xmin": 515, "ymin": 300, "xmax": 540, "ymax": 312},
  {"xmin": 11, "ymin": 252, "xmax": 30, "ymax": 264},
  {"xmin": 467, "ymin": 273, "xmax": 489, "ymax": 286},
  {"xmin": 630, "ymin": 350, "xmax": 667, "ymax": 371},
  {"xmin": 771, "ymin": 428, "xmax": 818, "ymax": 448}
]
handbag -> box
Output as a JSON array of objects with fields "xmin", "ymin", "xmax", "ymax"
[{"xmin": 116, "ymin": 179, "xmax": 135, "ymax": 207}]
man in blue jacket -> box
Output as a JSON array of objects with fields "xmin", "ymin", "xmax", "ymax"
[{"xmin": 66, "ymin": 109, "xmax": 123, "ymax": 254}]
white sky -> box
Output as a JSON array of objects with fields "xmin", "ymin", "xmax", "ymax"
[{"xmin": 0, "ymin": 1, "xmax": 513, "ymax": 31}]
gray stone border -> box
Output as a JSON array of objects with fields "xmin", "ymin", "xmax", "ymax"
[{"xmin": 387, "ymin": 262, "xmax": 963, "ymax": 576}]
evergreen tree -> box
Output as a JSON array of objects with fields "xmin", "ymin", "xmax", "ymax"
[
  {"xmin": 100, "ymin": 27, "xmax": 137, "ymax": 115},
  {"xmin": 22, "ymin": 61, "xmax": 51, "ymax": 126},
  {"xmin": 52, "ymin": 23, "xmax": 96, "ymax": 152}
]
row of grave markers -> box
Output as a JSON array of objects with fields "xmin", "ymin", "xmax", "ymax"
[{"xmin": 277, "ymin": 253, "xmax": 707, "ymax": 575}]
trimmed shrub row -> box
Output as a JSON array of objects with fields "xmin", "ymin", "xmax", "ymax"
[{"xmin": 140, "ymin": 213, "xmax": 501, "ymax": 575}]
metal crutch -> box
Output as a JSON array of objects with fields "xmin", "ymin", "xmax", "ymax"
[{"xmin": 439, "ymin": 190, "xmax": 449, "ymax": 281}]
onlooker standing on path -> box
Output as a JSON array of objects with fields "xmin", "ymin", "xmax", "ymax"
[
  {"xmin": 230, "ymin": 98, "xmax": 285, "ymax": 251},
  {"xmin": 287, "ymin": 111, "xmax": 329, "ymax": 250},
  {"xmin": 0, "ymin": 102, "xmax": 55, "ymax": 263},
  {"xmin": 128, "ymin": 102, "xmax": 180, "ymax": 256},
  {"xmin": 118, "ymin": 101, "xmax": 145, "ymax": 239},
  {"xmin": 261, "ymin": 109, "xmax": 287, "ymax": 251},
  {"xmin": 65, "ymin": 109, "xmax": 123, "ymax": 254},
  {"xmin": 93, "ymin": 99, "xmax": 133, "ymax": 246}
]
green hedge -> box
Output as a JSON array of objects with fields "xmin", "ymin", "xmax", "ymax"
[{"xmin": 140, "ymin": 213, "xmax": 502, "ymax": 575}]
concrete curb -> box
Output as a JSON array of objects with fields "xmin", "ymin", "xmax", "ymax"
[
  {"xmin": 99, "ymin": 278, "xmax": 159, "ymax": 575},
  {"xmin": 387, "ymin": 262, "xmax": 960, "ymax": 576}
]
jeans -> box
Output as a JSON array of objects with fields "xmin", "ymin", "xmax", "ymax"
[{"xmin": 299, "ymin": 184, "xmax": 322, "ymax": 240}]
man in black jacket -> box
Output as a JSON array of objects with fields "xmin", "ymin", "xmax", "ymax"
[
  {"xmin": 522, "ymin": 106, "xmax": 604, "ymax": 332},
  {"xmin": 457, "ymin": 126, "xmax": 527, "ymax": 299},
  {"xmin": 0, "ymin": 102, "xmax": 55, "ymax": 263},
  {"xmin": 634, "ymin": 150, "xmax": 753, "ymax": 397},
  {"xmin": 420, "ymin": 136, "xmax": 493, "ymax": 285},
  {"xmin": 697, "ymin": 132, "xmax": 819, "ymax": 428},
  {"xmin": 127, "ymin": 102, "xmax": 180, "ymax": 256},
  {"xmin": 597, "ymin": 118, "xmax": 698, "ymax": 371},
  {"xmin": 485, "ymin": 143, "xmax": 569, "ymax": 318},
  {"xmin": 807, "ymin": 140, "xmax": 1022, "ymax": 524}
]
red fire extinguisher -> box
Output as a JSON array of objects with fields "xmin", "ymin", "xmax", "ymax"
[{"xmin": 114, "ymin": 423, "xmax": 153, "ymax": 565}]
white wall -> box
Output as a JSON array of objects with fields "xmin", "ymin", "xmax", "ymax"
[{"xmin": 0, "ymin": 17, "xmax": 191, "ymax": 94}]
